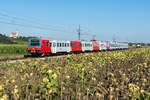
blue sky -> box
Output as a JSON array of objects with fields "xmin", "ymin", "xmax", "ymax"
[{"xmin": 0, "ymin": 0, "xmax": 150, "ymax": 42}]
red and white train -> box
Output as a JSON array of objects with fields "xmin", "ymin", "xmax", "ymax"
[{"xmin": 28, "ymin": 37, "xmax": 128, "ymax": 56}]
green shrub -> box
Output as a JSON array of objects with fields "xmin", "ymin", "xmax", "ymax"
[{"xmin": 0, "ymin": 45, "xmax": 27, "ymax": 55}]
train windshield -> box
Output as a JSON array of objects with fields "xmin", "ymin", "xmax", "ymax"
[{"xmin": 30, "ymin": 40, "xmax": 40, "ymax": 46}]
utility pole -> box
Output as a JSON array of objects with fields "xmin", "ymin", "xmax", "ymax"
[
  {"xmin": 77, "ymin": 25, "xmax": 80, "ymax": 40},
  {"xmin": 92, "ymin": 35, "xmax": 96, "ymax": 41},
  {"xmin": 112, "ymin": 34, "xmax": 116, "ymax": 42}
]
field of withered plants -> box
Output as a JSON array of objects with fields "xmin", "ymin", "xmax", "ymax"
[{"xmin": 0, "ymin": 48, "xmax": 150, "ymax": 100}]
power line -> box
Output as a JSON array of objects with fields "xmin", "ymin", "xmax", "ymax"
[
  {"xmin": 0, "ymin": 11, "xmax": 76, "ymax": 33},
  {"xmin": 0, "ymin": 20, "xmax": 76, "ymax": 40},
  {"xmin": 0, "ymin": 19, "xmax": 76, "ymax": 34},
  {"xmin": 0, "ymin": 11, "xmax": 94, "ymax": 40}
]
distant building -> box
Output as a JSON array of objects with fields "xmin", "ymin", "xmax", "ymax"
[{"xmin": 9, "ymin": 30, "xmax": 19, "ymax": 38}]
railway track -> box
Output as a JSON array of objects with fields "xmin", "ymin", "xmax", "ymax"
[
  {"xmin": 0, "ymin": 55, "xmax": 66, "ymax": 65},
  {"xmin": 0, "ymin": 48, "xmax": 139, "ymax": 65}
]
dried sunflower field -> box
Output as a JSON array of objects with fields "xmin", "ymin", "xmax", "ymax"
[{"xmin": 0, "ymin": 48, "xmax": 150, "ymax": 100}]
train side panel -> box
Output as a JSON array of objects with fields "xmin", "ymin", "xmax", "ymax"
[
  {"xmin": 81, "ymin": 41, "xmax": 93, "ymax": 52},
  {"xmin": 92, "ymin": 41, "xmax": 99, "ymax": 51},
  {"xmin": 99, "ymin": 41, "xmax": 107, "ymax": 50},
  {"xmin": 41, "ymin": 40, "xmax": 51, "ymax": 53},
  {"xmin": 50, "ymin": 40, "xmax": 71, "ymax": 54},
  {"xmin": 71, "ymin": 41, "xmax": 82, "ymax": 52}
]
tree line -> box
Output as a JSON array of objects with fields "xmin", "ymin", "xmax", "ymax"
[{"xmin": 0, "ymin": 34, "xmax": 31, "ymax": 44}]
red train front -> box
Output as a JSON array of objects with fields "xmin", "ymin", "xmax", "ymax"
[{"xmin": 28, "ymin": 38, "xmax": 51, "ymax": 55}]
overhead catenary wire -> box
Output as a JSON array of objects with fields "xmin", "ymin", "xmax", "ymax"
[
  {"xmin": 0, "ymin": 20, "xmax": 75, "ymax": 33},
  {"xmin": 0, "ymin": 20, "xmax": 76, "ymax": 40},
  {"xmin": 0, "ymin": 11, "xmax": 76, "ymax": 33},
  {"xmin": 0, "ymin": 10, "xmax": 94, "ymax": 41}
]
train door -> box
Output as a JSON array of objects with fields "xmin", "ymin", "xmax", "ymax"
[
  {"xmin": 51, "ymin": 41, "xmax": 57, "ymax": 54},
  {"xmin": 106, "ymin": 41, "xmax": 109, "ymax": 50},
  {"xmin": 65, "ymin": 42, "xmax": 70, "ymax": 52},
  {"xmin": 41, "ymin": 40, "xmax": 46, "ymax": 53},
  {"xmin": 66, "ymin": 42, "xmax": 69, "ymax": 52},
  {"xmin": 81, "ymin": 42, "xmax": 85, "ymax": 52},
  {"xmin": 99, "ymin": 42, "xmax": 104, "ymax": 50},
  {"xmin": 45, "ymin": 41, "xmax": 51, "ymax": 53}
]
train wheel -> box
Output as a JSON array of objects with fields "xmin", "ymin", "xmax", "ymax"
[{"xmin": 41, "ymin": 53, "xmax": 45, "ymax": 57}]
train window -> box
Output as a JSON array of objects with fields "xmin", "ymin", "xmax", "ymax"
[
  {"xmin": 75, "ymin": 43, "xmax": 77, "ymax": 47},
  {"xmin": 43, "ymin": 41, "xmax": 45, "ymax": 46},
  {"xmin": 60, "ymin": 43, "xmax": 61, "ymax": 47},
  {"xmin": 46, "ymin": 42, "xmax": 49, "ymax": 47},
  {"xmin": 76, "ymin": 43, "xmax": 78, "ymax": 47},
  {"xmin": 57, "ymin": 43, "xmax": 59, "ymax": 47},
  {"xmin": 50, "ymin": 43, "xmax": 52, "ymax": 47},
  {"xmin": 67, "ymin": 43, "xmax": 69, "ymax": 47},
  {"xmin": 78, "ymin": 43, "xmax": 80, "ymax": 47},
  {"xmin": 79, "ymin": 43, "xmax": 81, "ymax": 47},
  {"xmin": 72, "ymin": 43, "xmax": 74, "ymax": 47},
  {"xmin": 30, "ymin": 40, "xmax": 40, "ymax": 46},
  {"xmin": 62, "ymin": 43, "xmax": 64, "ymax": 47}
]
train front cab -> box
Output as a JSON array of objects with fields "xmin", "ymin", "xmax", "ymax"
[{"xmin": 28, "ymin": 38, "xmax": 51, "ymax": 56}]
